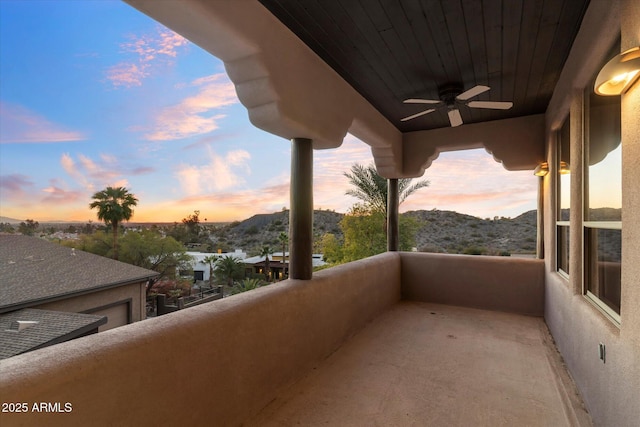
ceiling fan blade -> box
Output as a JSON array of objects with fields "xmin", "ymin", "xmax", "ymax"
[
  {"xmin": 457, "ymin": 85, "xmax": 490, "ymax": 100},
  {"xmin": 401, "ymin": 109, "xmax": 436, "ymax": 121},
  {"xmin": 448, "ymin": 109, "xmax": 463, "ymax": 127},
  {"xmin": 403, "ymin": 98, "xmax": 441, "ymax": 104},
  {"xmin": 467, "ymin": 100, "xmax": 513, "ymax": 110}
]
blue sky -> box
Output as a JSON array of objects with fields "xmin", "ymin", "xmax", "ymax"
[{"xmin": 0, "ymin": 1, "xmax": 537, "ymax": 223}]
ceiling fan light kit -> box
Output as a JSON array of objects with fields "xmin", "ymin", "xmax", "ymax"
[{"xmin": 402, "ymin": 84, "xmax": 513, "ymax": 127}]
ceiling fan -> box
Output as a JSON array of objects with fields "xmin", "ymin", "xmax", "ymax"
[{"xmin": 401, "ymin": 84, "xmax": 513, "ymax": 127}]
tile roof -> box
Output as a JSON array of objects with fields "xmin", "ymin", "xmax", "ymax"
[
  {"xmin": 0, "ymin": 308, "xmax": 107, "ymax": 359},
  {"xmin": 0, "ymin": 235, "xmax": 159, "ymax": 312}
]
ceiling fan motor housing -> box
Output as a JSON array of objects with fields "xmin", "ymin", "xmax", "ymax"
[{"xmin": 439, "ymin": 83, "xmax": 464, "ymax": 107}]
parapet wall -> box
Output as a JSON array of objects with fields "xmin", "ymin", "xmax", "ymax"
[
  {"xmin": 400, "ymin": 252, "xmax": 545, "ymax": 316},
  {"xmin": 0, "ymin": 252, "xmax": 401, "ymax": 427}
]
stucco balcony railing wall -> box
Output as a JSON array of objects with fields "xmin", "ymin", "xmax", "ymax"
[{"xmin": 0, "ymin": 253, "xmax": 545, "ymax": 426}]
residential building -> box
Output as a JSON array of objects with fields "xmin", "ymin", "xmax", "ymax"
[
  {"xmin": 1, "ymin": 1, "xmax": 638, "ymax": 426},
  {"xmin": 244, "ymin": 252, "xmax": 325, "ymax": 280},
  {"xmin": 186, "ymin": 249, "xmax": 246, "ymax": 282},
  {"xmin": 0, "ymin": 235, "xmax": 159, "ymax": 331}
]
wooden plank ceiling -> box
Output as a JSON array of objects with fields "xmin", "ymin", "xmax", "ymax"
[{"xmin": 258, "ymin": 0, "xmax": 590, "ymax": 132}]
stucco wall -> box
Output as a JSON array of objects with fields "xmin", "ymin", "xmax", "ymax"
[
  {"xmin": 0, "ymin": 252, "xmax": 400, "ymax": 427},
  {"xmin": 400, "ymin": 252, "xmax": 545, "ymax": 316},
  {"xmin": 542, "ymin": 1, "xmax": 640, "ymax": 426},
  {"xmin": 32, "ymin": 281, "xmax": 146, "ymax": 329}
]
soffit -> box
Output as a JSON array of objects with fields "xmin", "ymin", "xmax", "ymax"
[{"xmin": 258, "ymin": 0, "xmax": 591, "ymax": 132}]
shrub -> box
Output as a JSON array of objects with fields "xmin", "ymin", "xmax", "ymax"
[
  {"xmin": 150, "ymin": 278, "xmax": 191, "ymax": 299},
  {"xmin": 231, "ymin": 278, "xmax": 267, "ymax": 295},
  {"xmin": 463, "ymin": 246, "xmax": 486, "ymax": 255}
]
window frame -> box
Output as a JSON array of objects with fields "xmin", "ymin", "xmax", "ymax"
[
  {"xmin": 556, "ymin": 117, "xmax": 571, "ymax": 279},
  {"xmin": 581, "ymin": 44, "xmax": 622, "ymax": 324}
]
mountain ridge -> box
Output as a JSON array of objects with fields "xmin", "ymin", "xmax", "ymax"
[{"xmin": 208, "ymin": 209, "xmax": 538, "ymax": 256}]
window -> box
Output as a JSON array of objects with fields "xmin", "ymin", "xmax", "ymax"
[
  {"xmin": 583, "ymin": 41, "xmax": 622, "ymax": 320},
  {"xmin": 557, "ymin": 118, "xmax": 570, "ymax": 276}
]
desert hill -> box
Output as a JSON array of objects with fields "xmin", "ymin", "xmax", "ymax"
[{"xmin": 209, "ymin": 209, "xmax": 537, "ymax": 256}]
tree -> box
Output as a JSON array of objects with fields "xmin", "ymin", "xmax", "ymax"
[
  {"xmin": 214, "ymin": 255, "xmax": 244, "ymax": 287},
  {"xmin": 118, "ymin": 230, "xmax": 192, "ymax": 291},
  {"xmin": 0, "ymin": 223, "xmax": 15, "ymax": 233},
  {"xmin": 341, "ymin": 163, "xmax": 427, "ymax": 259},
  {"xmin": 278, "ymin": 232, "xmax": 288, "ymax": 278},
  {"xmin": 339, "ymin": 205, "xmax": 420, "ymax": 262},
  {"xmin": 60, "ymin": 230, "xmax": 112, "ymax": 258},
  {"xmin": 18, "ymin": 219, "xmax": 39, "ymax": 236},
  {"xmin": 319, "ymin": 233, "xmax": 343, "ymax": 264},
  {"xmin": 340, "ymin": 206, "xmax": 387, "ymax": 262},
  {"xmin": 89, "ymin": 186, "xmax": 138, "ymax": 260},
  {"xmin": 203, "ymin": 255, "xmax": 218, "ymax": 288},
  {"xmin": 259, "ymin": 245, "xmax": 273, "ymax": 281},
  {"xmin": 344, "ymin": 163, "xmax": 429, "ymax": 216},
  {"xmin": 182, "ymin": 210, "xmax": 202, "ymax": 243}
]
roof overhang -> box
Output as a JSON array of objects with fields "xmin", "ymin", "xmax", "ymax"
[{"xmin": 124, "ymin": 0, "xmax": 611, "ymax": 178}]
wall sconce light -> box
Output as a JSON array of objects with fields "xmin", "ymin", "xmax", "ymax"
[
  {"xmin": 534, "ymin": 162, "xmax": 549, "ymax": 177},
  {"xmin": 559, "ymin": 161, "xmax": 571, "ymax": 175},
  {"xmin": 594, "ymin": 46, "xmax": 640, "ymax": 95}
]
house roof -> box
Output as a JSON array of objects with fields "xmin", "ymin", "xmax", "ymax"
[
  {"xmin": 244, "ymin": 254, "xmax": 326, "ymax": 268},
  {"xmin": 0, "ymin": 235, "xmax": 159, "ymax": 313},
  {"xmin": 0, "ymin": 308, "xmax": 107, "ymax": 360}
]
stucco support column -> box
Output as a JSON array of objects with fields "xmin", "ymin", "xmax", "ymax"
[
  {"xmin": 290, "ymin": 138, "xmax": 313, "ymax": 279},
  {"xmin": 387, "ymin": 178, "xmax": 399, "ymax": 251}
]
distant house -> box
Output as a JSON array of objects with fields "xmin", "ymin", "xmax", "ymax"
[
  {"xmin": 187, "ymin": 249, "xmax": 246, "ymax": 283},
  {"xmin": 243, "ymin": 252, "xmax": 326, "ymax": 280},
  {"xmin": 0, "ymin": 235, "xmax": 159, "ymax": 332}
]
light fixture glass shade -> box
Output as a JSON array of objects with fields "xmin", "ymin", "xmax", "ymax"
[
  {"xmin": 594, "ymin": 47, "xmax": 640, "ymax": 95},
  {"xmin": 559, "ymin": 161, "xmax": 570, "ymax": 175},
  {"xmin": 534, "ymin": 162, "xmax": 549, "ymax": 176}
]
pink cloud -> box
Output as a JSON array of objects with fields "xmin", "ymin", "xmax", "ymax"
[
  {"xmin": 175, "ymin": 148, "xmax": 251, "ymax": 195},
  {"xmin": 399, "ymin": 150, "xmax": 537, "ymax": 218},
  {"xmin": 142, "ymin": 183, "xmax": 292, "ymax": 222},
  {"xmin": 105, "ymin": 63, "xmax": 149, "ymax": 88},
  {"xmin": 131, "ymin": 166, "xmax": 155, "ymax": 175},
  {"xmin": 0, "ymin": 174, "xmax": 35, "ymax": 200},
  {"xmin": 0, "ymin": 102, "xmax": 86, "ymax": 144},
  {"xmin": 105, "ymin": 27, "xmax": 188, "ymax": 89},
  {"xmin": 41, "ymin": 184, "xmax": 84, "ymax": 204},
  {"xmin": 183, "ymin": 132, "xmax": 241, "ymax": 150},
  {"xmin": 60, "ymin": 153, "xmax": 146, "ymax": 191},
  {"xmin": 143, "ymin": 73, "xmax": 238, "ymax": 141}
]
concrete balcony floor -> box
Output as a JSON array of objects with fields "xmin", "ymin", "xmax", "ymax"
[{"xmin": 249, "ymin": 302, "xmax": 591, "ymax": 426}]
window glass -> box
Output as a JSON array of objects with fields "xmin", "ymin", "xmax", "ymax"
[
  {"xmin": 586, "ymin": 144, "xmax": 621, "ymax": 220},
  {"xmin": 557, "ymin": 118, "xmax": 570, "ymax": 275},
  {"xmin": 583, "ymin": 39, "xmax": 622, "ymax": 318},
  {"xmin": 557, "ymin": 225, "xmax": 570, "ymax": 274},
  {"xmin": 585, "ymin": 89, "xmax": 621, "ymax": 221},
  {"xmin": 585, "ymin": 228, "xmax": 621, "ymax": 314},
  {"xmin": 559, "ymin": 119, "xmax": 571, "ymax": 221}
]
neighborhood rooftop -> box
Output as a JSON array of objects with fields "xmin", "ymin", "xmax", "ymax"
[
  {"xmin": 0, "ymin": 235, "xmax": 158, "ymax": 313},
  {"xmin": 0, "ymin": 309, "xmax": 107, "ymax": 360}
]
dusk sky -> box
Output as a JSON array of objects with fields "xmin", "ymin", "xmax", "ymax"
[{"xmin": 0, "ymin": 1, "xmax": 538, "ymax": 224}]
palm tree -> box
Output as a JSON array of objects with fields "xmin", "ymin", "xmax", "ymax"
[
  {"xmin": 214, "ymin": 255, "xmax": 243, "ymax": 287},
  {"xmin": 203, "ymin": 255, "xmax": 218, "ymax": 288},
  {"xmin": 344, "ymin": 163, "xmax": 429, "ymax": 216},
  {"xmin": 231, "ymin": 277, "xmax": 266, "ymax": 295},
  {"xmin": 259, "ymin": 245, "xmax": 273, "ymax": 281},
  {"xmin": 89, "ymin": 186, "xmax": 138, "ymax": 260},
  {"xmin": 278, "ymin": 232, "xmax": 288, "ymax": 279}
]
